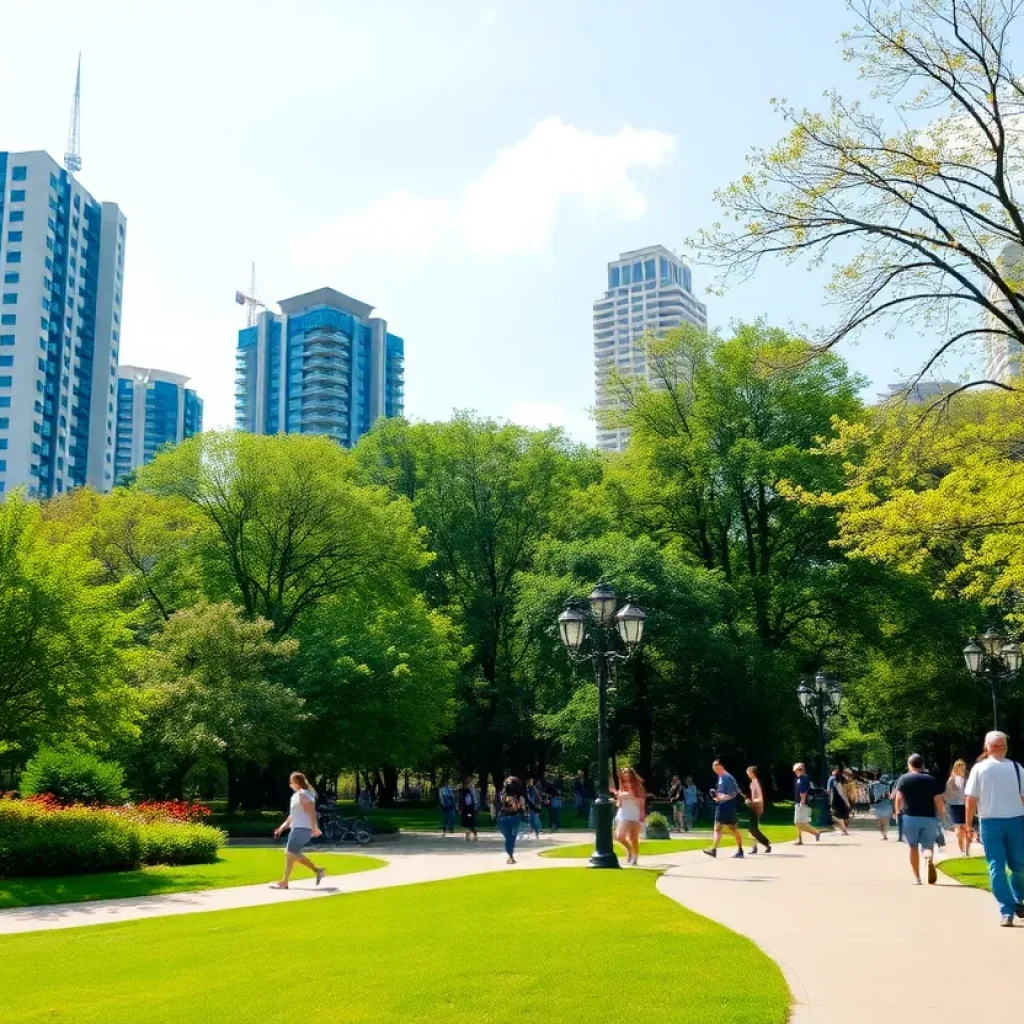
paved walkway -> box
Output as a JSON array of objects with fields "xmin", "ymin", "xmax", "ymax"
[
  {"xmin": 657, "ymin": 822, "xmax": 1019, "ymax": 1023},
  {"xmin": 1, "ymin": 823, "xmax": 1016, "ymax": 1024}
]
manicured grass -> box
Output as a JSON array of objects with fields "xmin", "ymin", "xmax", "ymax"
[
  {"xmin": 0, "ymin": 869, "xmax": 789, "ymax": 1024},
  {"xmin": 0, "ymin": 849, "xmax": 386, "ymax": 909},
  {"xmin": 938, "ymin": 855, "xmax": 991, "ymax": 890},
  {"xmin": 540, "ymin": 824, "xmax": 797, "ymax": 859}
]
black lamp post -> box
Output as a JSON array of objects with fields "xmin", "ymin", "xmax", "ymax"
[
  {"xmin": 557, "ymin": 582, "xmax": 646, "ymax": 869},
  {"xmin": 963, "ymin": 628, "xmax": 1022, "ymax": 731},
  {"xmin": 797, "ymin": 671, "xmax": 842, "ymax": 828}
]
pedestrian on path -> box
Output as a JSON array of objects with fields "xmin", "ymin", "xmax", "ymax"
[
  {"xmin": 945, "ymin": 759, "xmax": 971, "ymax": 856},
  {"xmin": 525, "ymin": 778, "xmax": 543, "ymax": 838},
  {"xmin": 669, "ymin": 775, "xmax": 685, "ymax": 833},
  {"xmin": 792, "ymin": 763, "xmax": 821, "ymax": 846},
  {"xmin": 438, "ymin": 778, "xmax": 456, "ymax": 836},
  {"xmin": 745, "ymin": 766, "xmax": 772, "ymax": 855},
  {"xmin": 828, "ymin": 767, "xmax": 851, "ymax": 836},
  {"xmin": 497, "ymin": 776, "xmax": 525, "ymax": 865},
  {"xmin": 612, "ymin": 767, "xmax": 645, "ymax": 866},
  {"xmin": 703, "ymin": 759, "xmax": 745, "ymax": 859},
  {"xmin": 964, "ymin": 731, "xmax": 1024, "ymax": 927},
  {"xmin": 893, "ymin": 754, "xmax": 944, "ymax": 886},
  {"xmin": 547, "ymin": 780, "xmax": 562, "ymax": 832},
  {"xmin": 683, "ymin": 776, "xmax": 699, "ymax": 831},
  {"xmin": 270, "ymin": 772, "xmax": 326, "ymax": 890},
  {"xmin": 869, "ymin": 774, "xmax": 892, "ymax": 840},
  {"xmin": 458, "ymin": 777, "xmax": 478, "ymax": 841}
]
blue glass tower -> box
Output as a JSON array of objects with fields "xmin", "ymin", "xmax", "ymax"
[
  {"xmin": 114, "ymin": 366, "xmax": 203, "ymax": 483},
  {"xmin": 235, "ymin": 287, "xmax": 405, "ymax": 445}
]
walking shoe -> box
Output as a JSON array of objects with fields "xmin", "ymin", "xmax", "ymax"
[
  {"xmin": 315, "ymin": 868, "xmax": 326, "ymax": 887},
  {"xmin": 914, "ymin": 878, "xmax": 923, "ymax": 885},
  {"xmin": 749, "ymin": 846, "xmax": 757, "ymax": 855},
  {"xmin": 815, "ymin": 831, "xmax": 821, "ymax": 842},
  {"xmin": 765, "ymin": 845, "xmax": 772, "ymax": 853},
  {"xmin": 927, "ymin": 858, "xmax": 937, "ymax": 885},
  {"xmin": 1001, "ymin": 914, "xmax": 1015, "ymax": 927},
  {"xmin": 1016, "ymin": 903, "xmax": 1024, "ymax": 919},
  {"xmin": 733, "ymin": 850, "xmax": 744, "ymax": 859},
  {"xmin": 703, "ymin": 848, "xmax": 717, "ymax": 859}
]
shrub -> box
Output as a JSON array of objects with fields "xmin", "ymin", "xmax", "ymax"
[
  {"xmin": 20, "ymin": 747, "xmax": 126, "ymax": 806},
  {"xmin": 138, "ymin": 820, "xmax": 224, "ymax": 866},
  {"xmin": 644, "ymin": 811, "xmax": 671, "ymax": 839},
  {"xmin": 0, "ymin": 800, "xmax": 141, "ymax": 878}
]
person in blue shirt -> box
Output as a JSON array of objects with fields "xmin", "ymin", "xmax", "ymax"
[
  {"xmin": 702, "ymin": 759, "xmax": 745, "ymax": 859},
  {"xmin": 793, "ymin": 763, "xmax": 821, "ymax": 845}
]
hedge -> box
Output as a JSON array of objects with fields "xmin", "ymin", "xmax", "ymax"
[{"xmin": 0, "ymin": 800, "xmax": 225, "ymax": 879}]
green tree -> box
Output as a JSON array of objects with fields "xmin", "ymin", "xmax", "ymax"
[
  {"xmin": 137, "ymin": 601, "xmax": 299, "ymax": 808},
  {"xmin": 696, "ymin": 0, "xmax": 1024, "ymax": 392},
  {"xmin": 0, "ymin": 494, "xmax": 135, "ymax": 753},
  {"xmin": 139, "ymin": 432, "xmax": 427, "ymax": 636}
]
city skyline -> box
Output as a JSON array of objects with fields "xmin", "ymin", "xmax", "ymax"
[{"xmin": 0, "ymin": 2, "xmax": 991, "ymax": 450}]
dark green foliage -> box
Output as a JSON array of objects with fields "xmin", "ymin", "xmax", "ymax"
[
  {"xmin": 20, "ymin": 747, "xmax": 127, "ymax": 805},
  {"xmin": 138, "ymin": 821, "xmax": 224, "ymax": 866}
]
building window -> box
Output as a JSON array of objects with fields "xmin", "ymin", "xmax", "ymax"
[
  {"xmin": 0, "ymin": 315, "xmax": 15, "ymax": 326},
  {"xmin": 0, "ymin": 355, "xmax": 12, "ymax": 367},
  {"xmin": 0, "ymin": 377, "xmax": 11, "ymax": 387},
  {"xmin": 3, "ymin": 273, "xmax": 17, "ymax": 285},
  {"xmin": 608, "ymin": 266, "xmax": 620, "ymax": 289},
  {"xmin": 9, "ymin": 210, "xmax": 24, "ymax": 223},
  {"xmin": 11, "ymin": 167, "xmax": 26, "ymax": 182},
  {"xmin": 2, "ymin": 294, "xmax": 16, "ymax": 305},
  {"xmin": 644, "ymin": 258, "xmax": 655, "ymax": 281},
  {"xmin": 0, "ymin": 418, "xmax": 7, "ymax": 428},
  {"xmin": 0, "ymin": 398, "xmax": 10, "ymax": 408},
  {"xmin": 0, "ymin": 336, "xmax": 11, "ymax": 346},
  {"xmin": 7, "ymin": 252, "xmax": 20, "ymax": 263},
  {"xmin": 10, "ymin": 189, "xmax": 25, "ymax": 202},
  {"xmin": 621, "ymin": 265, "xmax": 632, "ymax": 285},
  {"xmin": 7, "ymin": 231, "xmax": 22, "ymax": 244}
]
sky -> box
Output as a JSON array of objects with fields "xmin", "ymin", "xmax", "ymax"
[{"xmin": 0, "ymin": 0, "xmax": 981, "ymax": 441}]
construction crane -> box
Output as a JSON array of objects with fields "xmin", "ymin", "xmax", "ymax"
[
  {"xmin": 64, "ymin": 54, "xmax": 82, "ymax": 174},
  {"xmin": 234, "ymin": 262, "xmax": 266, "ymax": 327}
]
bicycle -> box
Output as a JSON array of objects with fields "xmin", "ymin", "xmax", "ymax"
[{"xmin": 320, "ymin": 813, "xmax": 373, "ymax": 845}]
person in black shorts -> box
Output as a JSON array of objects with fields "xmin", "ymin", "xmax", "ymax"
[{"xmin": 703, "ymin": 759, "xmax": 745, "ymax": 859}]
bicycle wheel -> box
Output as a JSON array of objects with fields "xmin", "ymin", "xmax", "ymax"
[{"xmin": 355, "ymin": 819, "xmax": 373, "ymax": 845}]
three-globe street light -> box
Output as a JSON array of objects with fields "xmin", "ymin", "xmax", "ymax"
[
  {"xmin": 557, "ymin": 582, "xmax": 646, "ymax": 869},
  {"xmin": 963, "ymin": 628, "xmax": 1022, "ymax": 731},
  {"xmin": 797, "ymin": 672, "xmax": 842, "ymax": 828}
]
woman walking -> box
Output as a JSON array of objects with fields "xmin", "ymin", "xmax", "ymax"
[
  {"xmin": 270, "ymin": 772, "xmax": 326, "ymax": 890},
  {"xmin": 459, "ymin": 777, "xmax": 478, "ymax": 841},
  {"xmin": 828, "ymin": 767, "xmax": 852, "ymax": 835},
  {"xmin": 683, "ymin": 776, "xmax": 699, "ymax": 831},
  {"xmin": 745, "ymin": 766, "xmax": 772, "ymax": 854},
  {"xmin": 871, "ymin": 775, "xmax": 893, "ymax": 840},
  {"xmin": 497, "ymin": 776, "xmax": 525, "ymax": 864},
  {"xmin": 612, "ymin": 768, "xmax": 646, "ymax": 866},
  {"xmin": 668, "ymin": 775, "xmax": 685, "ymax": 834},
  {"xmin": 945, "ymin": 759, "xmax": 970, "ymax": 856}
]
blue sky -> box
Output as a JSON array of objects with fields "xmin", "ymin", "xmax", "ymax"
[{"xmin": 0, "ymin": 0, "xmax": 973, "ymax": 440}]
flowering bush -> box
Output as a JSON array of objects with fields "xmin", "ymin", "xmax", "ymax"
[{"xmin": 0, "ymin": 796, "xmax": 224, "ymax": 878}]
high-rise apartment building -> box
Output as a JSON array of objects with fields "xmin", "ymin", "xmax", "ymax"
[
  {"xmin": 985, "ymin": 242, "xmax": 1024, "ymax": 385},
  {"xmin": 235, "ymin": 287, "xmax": 405, "ymax": 446},
  {"xmin": 114, "ymin": 366, "xmax": 202, "ymax": 483},
  {"xmin": 593, "ymin": 245, "xmax": 707, "ymax": 452},
  {"xmin": 0, "ymin": 150, "xmax": 125, "ymax": 497}
]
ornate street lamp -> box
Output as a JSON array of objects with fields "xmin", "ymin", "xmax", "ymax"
[
  {"xmin": 557, "ymin": 583, "xmax": 646, "ymax": 869},
  {"xmin": 796, "ymin": 671, "xmax": 842, "ymax": 827},
  {"xmin": 963, "ymin": 628, "xmax": 1022, "ymax": 730}
]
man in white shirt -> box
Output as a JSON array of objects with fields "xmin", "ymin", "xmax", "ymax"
[{"xmin": 964, "ymin": 731, "xmax": 1024, "ymax": 927}]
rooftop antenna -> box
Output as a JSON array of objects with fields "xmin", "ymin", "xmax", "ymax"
[
  {"xmin": 234, "ymin": 262, "xmax": 266, "ymax": 327},
  {"xmin": 64, "ymin": 53, "xmax": 82, "ymax": 175}
]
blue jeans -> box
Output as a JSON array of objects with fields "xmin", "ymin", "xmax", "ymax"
[
  {"xmin": 441, "ymin": 806, "xmax": 456, "ymax": 832},
  {"xmin": 498, "ymin": 815, "xmax": 519, "ymax": 857},
  {"xmin": 549, "ymin": 805, "xmax": 561, "ymax": 829},
  {"xmin": 980, "ymin": 816, "xmax": 1024, "ymax": 917},
  {"xmin": 529, "ymin": 811, "xmax": 541, "ymax": 836}
]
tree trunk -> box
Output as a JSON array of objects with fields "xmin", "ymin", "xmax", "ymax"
[
  {"xmin": 634, "ymin": 658, "xmax": 653, "ymax": 786},
  {"xmin": 379, "ymin": 765, "xmax": 399, "ymax": 808}
]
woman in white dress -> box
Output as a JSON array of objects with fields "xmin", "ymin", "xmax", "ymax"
[
  {"xmin": 945, "ymin": 759, "xmax": 970, "ymax": 855},
  {"xmin": 612, "ymin": 768, "xmax": 646, "ymax": 866}
]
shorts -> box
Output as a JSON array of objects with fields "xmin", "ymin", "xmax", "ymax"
[
  {"xmin": 673, "ymin": 801, "xmax": 685, "ymax": 812},
  {"xmin": 714, "ymin": 803, "xmax": 737, "ymax": 825},
  {"xmin": 901, "ymin": 815, "xmax": 937, "ymax": 850},
  {"xmin": 285, "ymin": 827, "xmax": 313, "ymax": 854},
  {"xmin": 872, "ymin": 800, "xmax": 892, "ymax": 820},
  {"xmin": 794, "ymin": 804, "xmax": 812, "ymax": 825},
  {"xmin": 948, "ymin": 804, "xmax": 966, "ymax": 826}
]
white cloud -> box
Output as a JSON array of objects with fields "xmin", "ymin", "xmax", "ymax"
[{"xmin": 295, "ymin": 117, "xmax": 676, "ymax": 263}]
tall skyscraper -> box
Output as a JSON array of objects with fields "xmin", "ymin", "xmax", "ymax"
[
  {"xmin": 985, "ymin": 242, "xmax": 1024, "ymax": 385},
  {"xmin": 235, "ymin": 286, "xmax": 405, "ymax": 446},
  {"xmin": 0, "ymin": 151, "xmax": 125, "ymax": 497},
  {"xmin": 114, "ymin": 366, "xmax": 203, "ymax": 483},
  {"xmin": 593, "ymin": 245, "xmax": 707, "ymax": 452}
]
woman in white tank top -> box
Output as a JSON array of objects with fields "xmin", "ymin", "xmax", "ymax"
[
  {"xmin": 612, "ymin": 768, "xmax": 646, "ymax": 866},
  {"xmin": 270, "ymin": 771, "xmax": 326, "ymax": 890}
]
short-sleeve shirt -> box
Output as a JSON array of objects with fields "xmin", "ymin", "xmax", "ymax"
[
  {"xmin": 895, "ymin": 772, "xmax": 941, "ymax": 817},
  {"xmin": 794, "ymin": 775, "xmax": 811, "ymax": 803},
  {"xmin": 717, "ymin": 772, "xmax": 738, "ymax": 801},
  {"xmin": 965, "ymin": 758, "xmax": 1024, "ymax": 819}
]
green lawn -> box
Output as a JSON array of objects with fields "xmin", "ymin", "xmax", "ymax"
[
  {"xmin": 540, "ymin": 824, "xmax": 797, "ymax": 859},
  {"xmin": 0, "ymin": 869, "xmax": 790, "ymax": 1024},
  {"xmin": 938, "ymin": 855, "xmax": 992, "ymax": 890},
  {"xmin": 0, "ymin": 849, "xmax": 386, "ymax": 909}
]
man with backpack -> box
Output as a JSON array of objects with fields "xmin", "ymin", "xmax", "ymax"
[
  {"xmin": 964, "ymin": 731, "xmax": 1024, "ymax": 926},
  {"xmin": 438, "ymin": 778, "xmax": 456, "ymax": 837}
]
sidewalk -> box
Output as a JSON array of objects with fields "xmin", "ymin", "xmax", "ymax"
[{"xmin": 657, "ymin": 823, "xmax": 1020, "ymax": 1023}]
